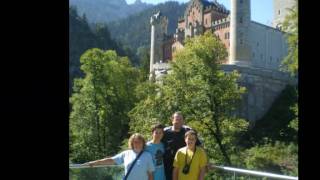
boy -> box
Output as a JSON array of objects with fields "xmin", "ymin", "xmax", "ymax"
[
  {"xmin": 173, "ymin": 130, "xmax": 207, "ymax": 180},
  {"xmin": 146, "ymin": 124, "xmax": 166, "ymax": 180}
]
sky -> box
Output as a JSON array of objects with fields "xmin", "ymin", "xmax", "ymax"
[{"xmin": 126, "ymin": 0, "xmax": 273, "ymax": 26}]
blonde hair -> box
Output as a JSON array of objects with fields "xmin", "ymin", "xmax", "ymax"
[{"xmin": 128, "ymin": 133, "xmax": 146, "ymax": 149}]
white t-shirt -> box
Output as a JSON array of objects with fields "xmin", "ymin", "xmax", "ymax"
[{"xmin": 112, "ymin": 150, "xmax": 155, "ymax": 180}]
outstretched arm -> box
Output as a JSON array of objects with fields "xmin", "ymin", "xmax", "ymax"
[{"xmin": 83, "ymin": 157, "xmax": 115, "ymax": 167}]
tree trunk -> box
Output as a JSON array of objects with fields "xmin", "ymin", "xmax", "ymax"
[
  {"xmin": 209, "ymin": 94, "xmax": 232, "ymax": 165},
  {"xmin": 204, "ymin": 121, "xmax": 232, "ymax": 166}
]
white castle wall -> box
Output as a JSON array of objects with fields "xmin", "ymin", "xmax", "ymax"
[
  {"xmin": 221, "ymin": 64, "xmax": 296, "ymax": 121},
  {"xmin": 249, "ymin": 21, "xmax": 288, "ymax": 70}
]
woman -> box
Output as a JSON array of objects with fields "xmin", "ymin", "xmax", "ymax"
[
  {"xmin": 83, "ymin": 133, "xmax": 155, "ymax": 180},
  {"xmin": 173, "ymin": 130, "xmax": 207, "ymax": 180}
]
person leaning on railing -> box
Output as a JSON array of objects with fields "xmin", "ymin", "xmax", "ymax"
[{"xmin": 82, "ymin": 133, "xmax": 155, "ymax": 180}]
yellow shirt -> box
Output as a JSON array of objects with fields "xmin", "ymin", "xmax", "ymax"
[{"xmin": 173, "ymin": 146, "xmax": 208, "ymax": 180}]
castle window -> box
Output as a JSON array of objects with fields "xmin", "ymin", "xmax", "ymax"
[
  {"xmin": 253, "ymin": 53, "xmax": 255, "ymax": 58},
  {"xmin": 205, "ymin": 18, "xmax": 207, "ymax": 25},
  {"xmin": 257, "ymin": 42, "xmax": 259, "ymax": 47},
  {"xmin": 278, "ymin": 10, "xmax": 281, "ymax": 15},
  {"xmin": 225, "ymin": 32, "xmax": 230, "ymax": 39},
  {"xmin": 240, "ymin": 39, "xmax": 243, "ymax": 44},
  {"xmin": 240, "ymin": 17, "xmax": 243, "ymax": 23}
]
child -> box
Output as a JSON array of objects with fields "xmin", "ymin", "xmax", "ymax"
[
  {"xmin": 146, "ymin": 124, "xmax": 166, "ymax": 180},
  {"xmin": 173, "ymin": 130, "xmax": 207, "ymax": 180}
]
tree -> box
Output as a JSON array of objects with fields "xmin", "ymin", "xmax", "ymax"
[
  {"xmin": 243, "ymin": 141, "xmax": 298, "ymax": 176},
  {"xmin": 70, "ymin": 49, "xmax": 141, "ymax": 163},
  {"xmin": 280, "ymin": 0, "xmax": 298, "ymax": 136},
  {"xmin": 129, "ymin": 32, "xmax": 248, "ymax": 166},
  {"xmin": 241, "ymin": 4, "xmax": 299, "ymax": 173},
  {"xmin": 136, "ymin": 46, "xmax": 150, "ymax": 80},
  {"xmin": 281, "ymin": 0, "xmax": 298, "ymax": 76}
]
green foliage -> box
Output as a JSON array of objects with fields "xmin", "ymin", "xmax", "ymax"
[
  {"xmin": 69, "ymin": 6, "xmax": 98, "ymax": 94},
  {"xmin": 136, "ymin": 46, "xmax": 151, "ymax": 80},
  {"xmin": 70, "ymin": 166, "xmax": 124, "ymax": 180},
  {"xmin": 69, "ymin": 7, "xmax": 135, "ymax": 95},
  {"xmin": 70, "ymin": 49, "xmax": 141, "ymax": 163},
  {"xmin": 288, "ymin": 103, "xmax": 298, "ymax": 132},
  {"xmin": 129, "ymin": 32, "xmax": 248, "ymax": 166},
  {"xmin": 242, "ymin": 141, "xmax": 298, "ymax": 176},
  {"xmin": 240, "ymin": 85, "xmax": 298, "ymax": 147},
  {"xmin": 280, "ymin": 0, "xmax": 298, "ymax": 76},
  {"xmin": 237, "ymin": 85, "xmax": 298, "ymax": 177}
]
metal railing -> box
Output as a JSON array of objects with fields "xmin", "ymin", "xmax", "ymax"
[
  {"xmin": 210, "ymin": 165, "xmax": 298, "ymax": 180},
  {"xmin": 69, "ymin": 164, "xmax": 123, "ymax": 180},
  {"xmin": 69, "ymin": 164, "xmax": 298, "ymax": 180}
]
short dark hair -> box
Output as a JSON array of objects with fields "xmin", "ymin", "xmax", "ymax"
[
  {"xmin": 171, "ymin": 111, "xmax": 183, "ymax": 119},
  {"xmin": 151, "ymin": 123, "xmax": 165, "ymax": 132},
  {"xmin": 185, "ymin": 129, "xmax": 198, "ymax": 139}
]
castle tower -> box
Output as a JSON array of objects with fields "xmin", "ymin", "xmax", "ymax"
[
  {"xmin": 272, "ymin": 0, "xmax": 296, "ymax": 30},
  {"xmin": 149, "ymin": 11, "xmax": 168, "ymax": 80},
  {"xmin": 229, "ymin": 0, "xmax": 251, "ymax": 66}
]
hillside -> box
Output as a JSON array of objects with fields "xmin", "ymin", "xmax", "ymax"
[
  {"xmin": 107, "ymin": 1, "xmax": 187, "ymax": 58},
  {"xmin": 69, "ymin": 0, "xmax": 153, "ymax": 23},
  {"xmin": 69, "ymin": 7, "xmax": 128, "ymax": 94}
]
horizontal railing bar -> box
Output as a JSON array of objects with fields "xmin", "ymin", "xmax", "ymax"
[
  {"xmin": 69, "ymin": 164, "xmax": 123, "ymax": 169},
  {"xmin": 211, "ymin": 165, "xmax": 298, "ymax": 180},
  {"xmin": 69, "ymin": 163, "xmax": 298, "ymax": 180}
]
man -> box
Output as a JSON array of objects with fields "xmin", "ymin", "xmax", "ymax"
[{"xmin": 161, "ymin": 112, "xmax": 201, "ymax": 180}]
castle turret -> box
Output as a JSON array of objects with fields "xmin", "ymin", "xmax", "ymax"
[
  {"xmin": 149, "ymin": 11, "xmax": 168, "ymax": 80},
  {"xmin": 272, "ymin": 0, "xmax": 296, "ymax": 30},
  {"xmin": 229, "ymin": 0, "xmax": 251, "ymax": 66}
]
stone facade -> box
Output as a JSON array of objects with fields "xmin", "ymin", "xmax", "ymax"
[{"xmin": 221, "ymin": 64, "xmax": 296, "ymax": 121}]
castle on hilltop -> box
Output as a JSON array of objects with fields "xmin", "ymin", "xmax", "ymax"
[{"xmin": 149, "ymin": 0, "xmax": 297, "ymax": 121}]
